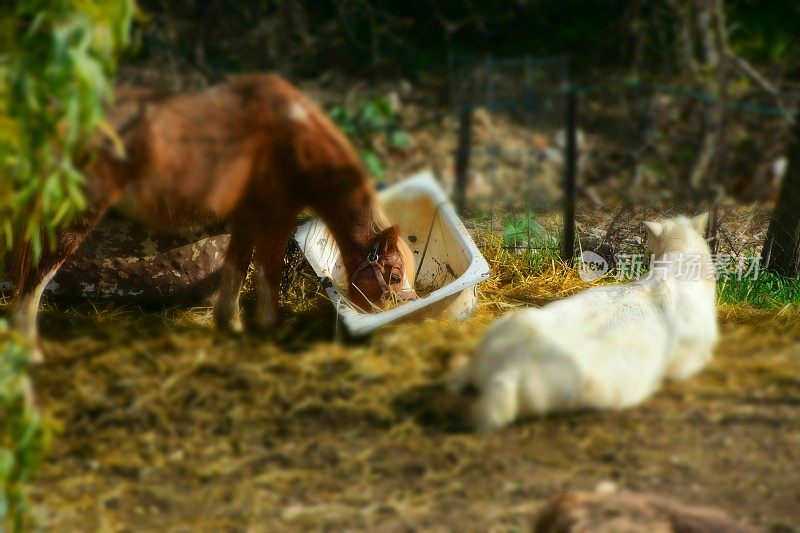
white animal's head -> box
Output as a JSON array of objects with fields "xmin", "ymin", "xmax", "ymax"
[
  {"xmin": 643, "ymin": 213, "xmax": 714, "ymax": 281},
  {"xmin": 643, "ymin": 213, "xmax": 709, "ymax": 257}
]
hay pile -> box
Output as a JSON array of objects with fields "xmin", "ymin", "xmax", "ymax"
[{"xmin": 13, "ymin": 239, "xmax": 800, "ymax": 531}]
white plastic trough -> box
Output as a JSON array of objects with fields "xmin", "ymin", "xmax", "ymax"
[{"xmin": 294, "ymin": 170, "xmax": 491, "ymax": 336}]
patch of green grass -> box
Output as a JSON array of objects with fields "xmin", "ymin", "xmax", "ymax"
[
  {"xmin": 717, "ymin": 271, "xmax": 800, "ymax": 308},
  {"xmin": 514, "ymin": 246, "xmax": 800, "ymax": 310},
  {"xmin": 503, "ymin": 213, "xmax": 557, "ymax": 250}
]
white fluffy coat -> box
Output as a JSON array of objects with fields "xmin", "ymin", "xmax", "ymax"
[{"xmin": 450, "ymin": 214, "xmax": 718, "ymax": 431}]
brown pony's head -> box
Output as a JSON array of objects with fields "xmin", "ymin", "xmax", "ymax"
[{"xmin": 348, "ymin": 225, "xmax": 418, "ymax": 311}]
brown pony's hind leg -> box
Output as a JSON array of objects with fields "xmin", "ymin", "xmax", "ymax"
[
  {"xmin": 9, "ymin": 204, "xmax": 112, "ymax": 362},
  {"xmin": 252, "ymin": 221, "xmax": 295, "ymax": 330},
  {"xmin": 213, "ymin": 225, "xmax": 254, "ymax": 331}
]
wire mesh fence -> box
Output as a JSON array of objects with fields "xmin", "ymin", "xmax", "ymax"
[
  {"xmin": 448, "ymin": 55, "xmax": 569, "ymax": 257},
  {"xmin": 447, "ymin": 54, "xmax": 799, "ymax": 277}
]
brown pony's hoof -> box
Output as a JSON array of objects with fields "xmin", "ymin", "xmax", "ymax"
[
  {"xmin": 213, "ymin": 304, "xmax": 244, "ymax": 333},
  {"xmin": 217, "ymin": 318, "xmax": 244, "ymax": 334},
  {"xmin": 251, "ymin": 312, "xmax": 279, "ymax": 332}
]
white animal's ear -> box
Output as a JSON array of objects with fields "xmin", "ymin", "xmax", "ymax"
[
  {"xmin": 691, "ymin": 212, "xmax": 709, "ymax": 233},
  {"xmin": 643, "ymin": 221, "xmax": 663, "ymax": 239}
]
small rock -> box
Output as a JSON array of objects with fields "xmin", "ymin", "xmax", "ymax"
[
  {"xmin": 533, "ymin": 490, "xmax": 755, "ymax": 533},
  {"xmin": 594, "ymin": 480, "xmax": 618, "ymax": 494}
]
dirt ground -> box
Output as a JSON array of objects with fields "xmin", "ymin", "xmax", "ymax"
[{"xmin": 18, "ymin": 250, "xmax": 800, "ymax": 532}]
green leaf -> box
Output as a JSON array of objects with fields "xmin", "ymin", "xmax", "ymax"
[
  {"xmin": 359, "ymin": 101, "xmax": 389, "ymax": 130},
  {"xmin": 360, "ymin": 102, "xmax": 381, "ymax": 122},
  {"xmin": 0, "ymin": 491, "xmax": 8, "ymax": 523},
  {"xmin": 328, "ymin": 105, "xmax": 345, "ymax": 120},
  {"xmin": 29, "ymin": 227, "xmax": 41, "ymax": 264},
  {"xmin": 388, "ymin": 130, "xmax": 411, "ymax": 150},
  {"xmin": 375, "ymin": 98, "xmax": 393, "ymax": 115},
  {"xmin": 502, "ymin": 214, "xmax": 553, "ymax": 248},
  {"xmin": 0, "ymin": 449, "xmax": 15, "ymax": 480},
  {"xmin": 65, "ymin": 176, "xmax": 86, "ymax": 211},
  {"xmin": 360, "ymin": 150, "xmax": 385, "ymax": 180}
]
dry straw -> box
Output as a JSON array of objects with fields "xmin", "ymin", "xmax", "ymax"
[{"xmin": 5, "ymin": 233, "xmax": 799, "ymax": 529}]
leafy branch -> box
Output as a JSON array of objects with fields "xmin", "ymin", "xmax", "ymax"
[
  {"xmin": 0, "ymin": 2, "xmax": 134, "ymax": 531},
  {"xmin": 0, "ymin": 0, "xmax": 134, "ymax": 263},
  {"xmin": 329, "ymin": 96, "xmax": 411, "ymax": 181},
  {"xmin": 0, "ymin": 321, "xmax": 54, "ymax": 532}
]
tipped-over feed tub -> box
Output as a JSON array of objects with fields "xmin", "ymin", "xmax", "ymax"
[{"xmin": 294, "ymin": 171, "xmax": 491, "ymax": 336}]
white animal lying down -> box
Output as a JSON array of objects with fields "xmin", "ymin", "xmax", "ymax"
[{"xmin": 449, "ymin": 214, "xmax": 718, "ymax": 431}]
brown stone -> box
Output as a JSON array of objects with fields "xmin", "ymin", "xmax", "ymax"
[{"xmin": 533, "ymin": 490, "xmax": 755, "ymax": 533}]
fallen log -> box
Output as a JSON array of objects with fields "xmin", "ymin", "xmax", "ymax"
[{"xmin": 1, "ymin": 217, "xmax": 229, "ymax": 306}]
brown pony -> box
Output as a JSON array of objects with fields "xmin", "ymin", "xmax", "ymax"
[{"xmin": 9, "ymin": 74, "xmax": 417, "ymax": 360}]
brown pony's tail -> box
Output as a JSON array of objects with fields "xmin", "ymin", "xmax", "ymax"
[{"xmin": 7, "ymin": 234, "xmax": 33, "ymax": 297}]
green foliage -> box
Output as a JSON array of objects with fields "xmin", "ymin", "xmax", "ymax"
[
  {"xmin": 502, "ymin": 213, "xmax": 557, "ymax": 250},
  {"xmin": 515, "ymin": 245, "xmax": 799, "ymax": 309},
  {"xmin": 0, "ymin": 0, "xmax": 134, "ymax": 263},
  {"xmin": 727, "ymin": 0, "xmax": 800, "ymax": 63},
  {"xmin": 0, "ymin": 320, "xmax": 54, "ymax": 533},
  {"xmin": 0, "ymin": 2, "xmax": 133, "ymax": 530},
  {"xmin": 328, "ymin": 97, "xmax": 411, "ymax": 182},
  {"xmin": 135, "ymin": 1, "xmax": 800, "ymax": 88}
]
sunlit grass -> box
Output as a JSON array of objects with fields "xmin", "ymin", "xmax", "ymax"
[
  {"xmin": 717, "ymin": 272, "xmax": 800, "ymax": 308},
  {"xmin": 508, "ymin": 246, "xmax": 800, "ymax": 310}
]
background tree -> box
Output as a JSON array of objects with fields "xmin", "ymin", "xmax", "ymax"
[
  {"xmin": 762, "ymin": 113, "xmax": 800, "ymax": 277},
  {"xmin": 0, "ymin": 1, "xmax": 133, "ymax": 530}
]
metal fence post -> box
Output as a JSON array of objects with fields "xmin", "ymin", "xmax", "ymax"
[
  {"xmin": 562, "ymin": 88, "xmax": 577, "ymax": 265},
  {"xmin": 454, "ymin": 105, "xmax": 474, "ymax": 215}
]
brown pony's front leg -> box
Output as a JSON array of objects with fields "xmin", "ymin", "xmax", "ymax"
[
  {"xmin": 213, "ymin": 225, "xmax": 254, "ymax": 331},
  {"xmin": 9, "ymin": 204, "xmax": 111, "ymax": 362},
  {"xmin": 253, "ymin": 221, "xmax": 295, "ymax": 330}
]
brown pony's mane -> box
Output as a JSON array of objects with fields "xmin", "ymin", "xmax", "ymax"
[{"xmin": 368, "ymin": 204, "xmax": 392, "ymax": 234}]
